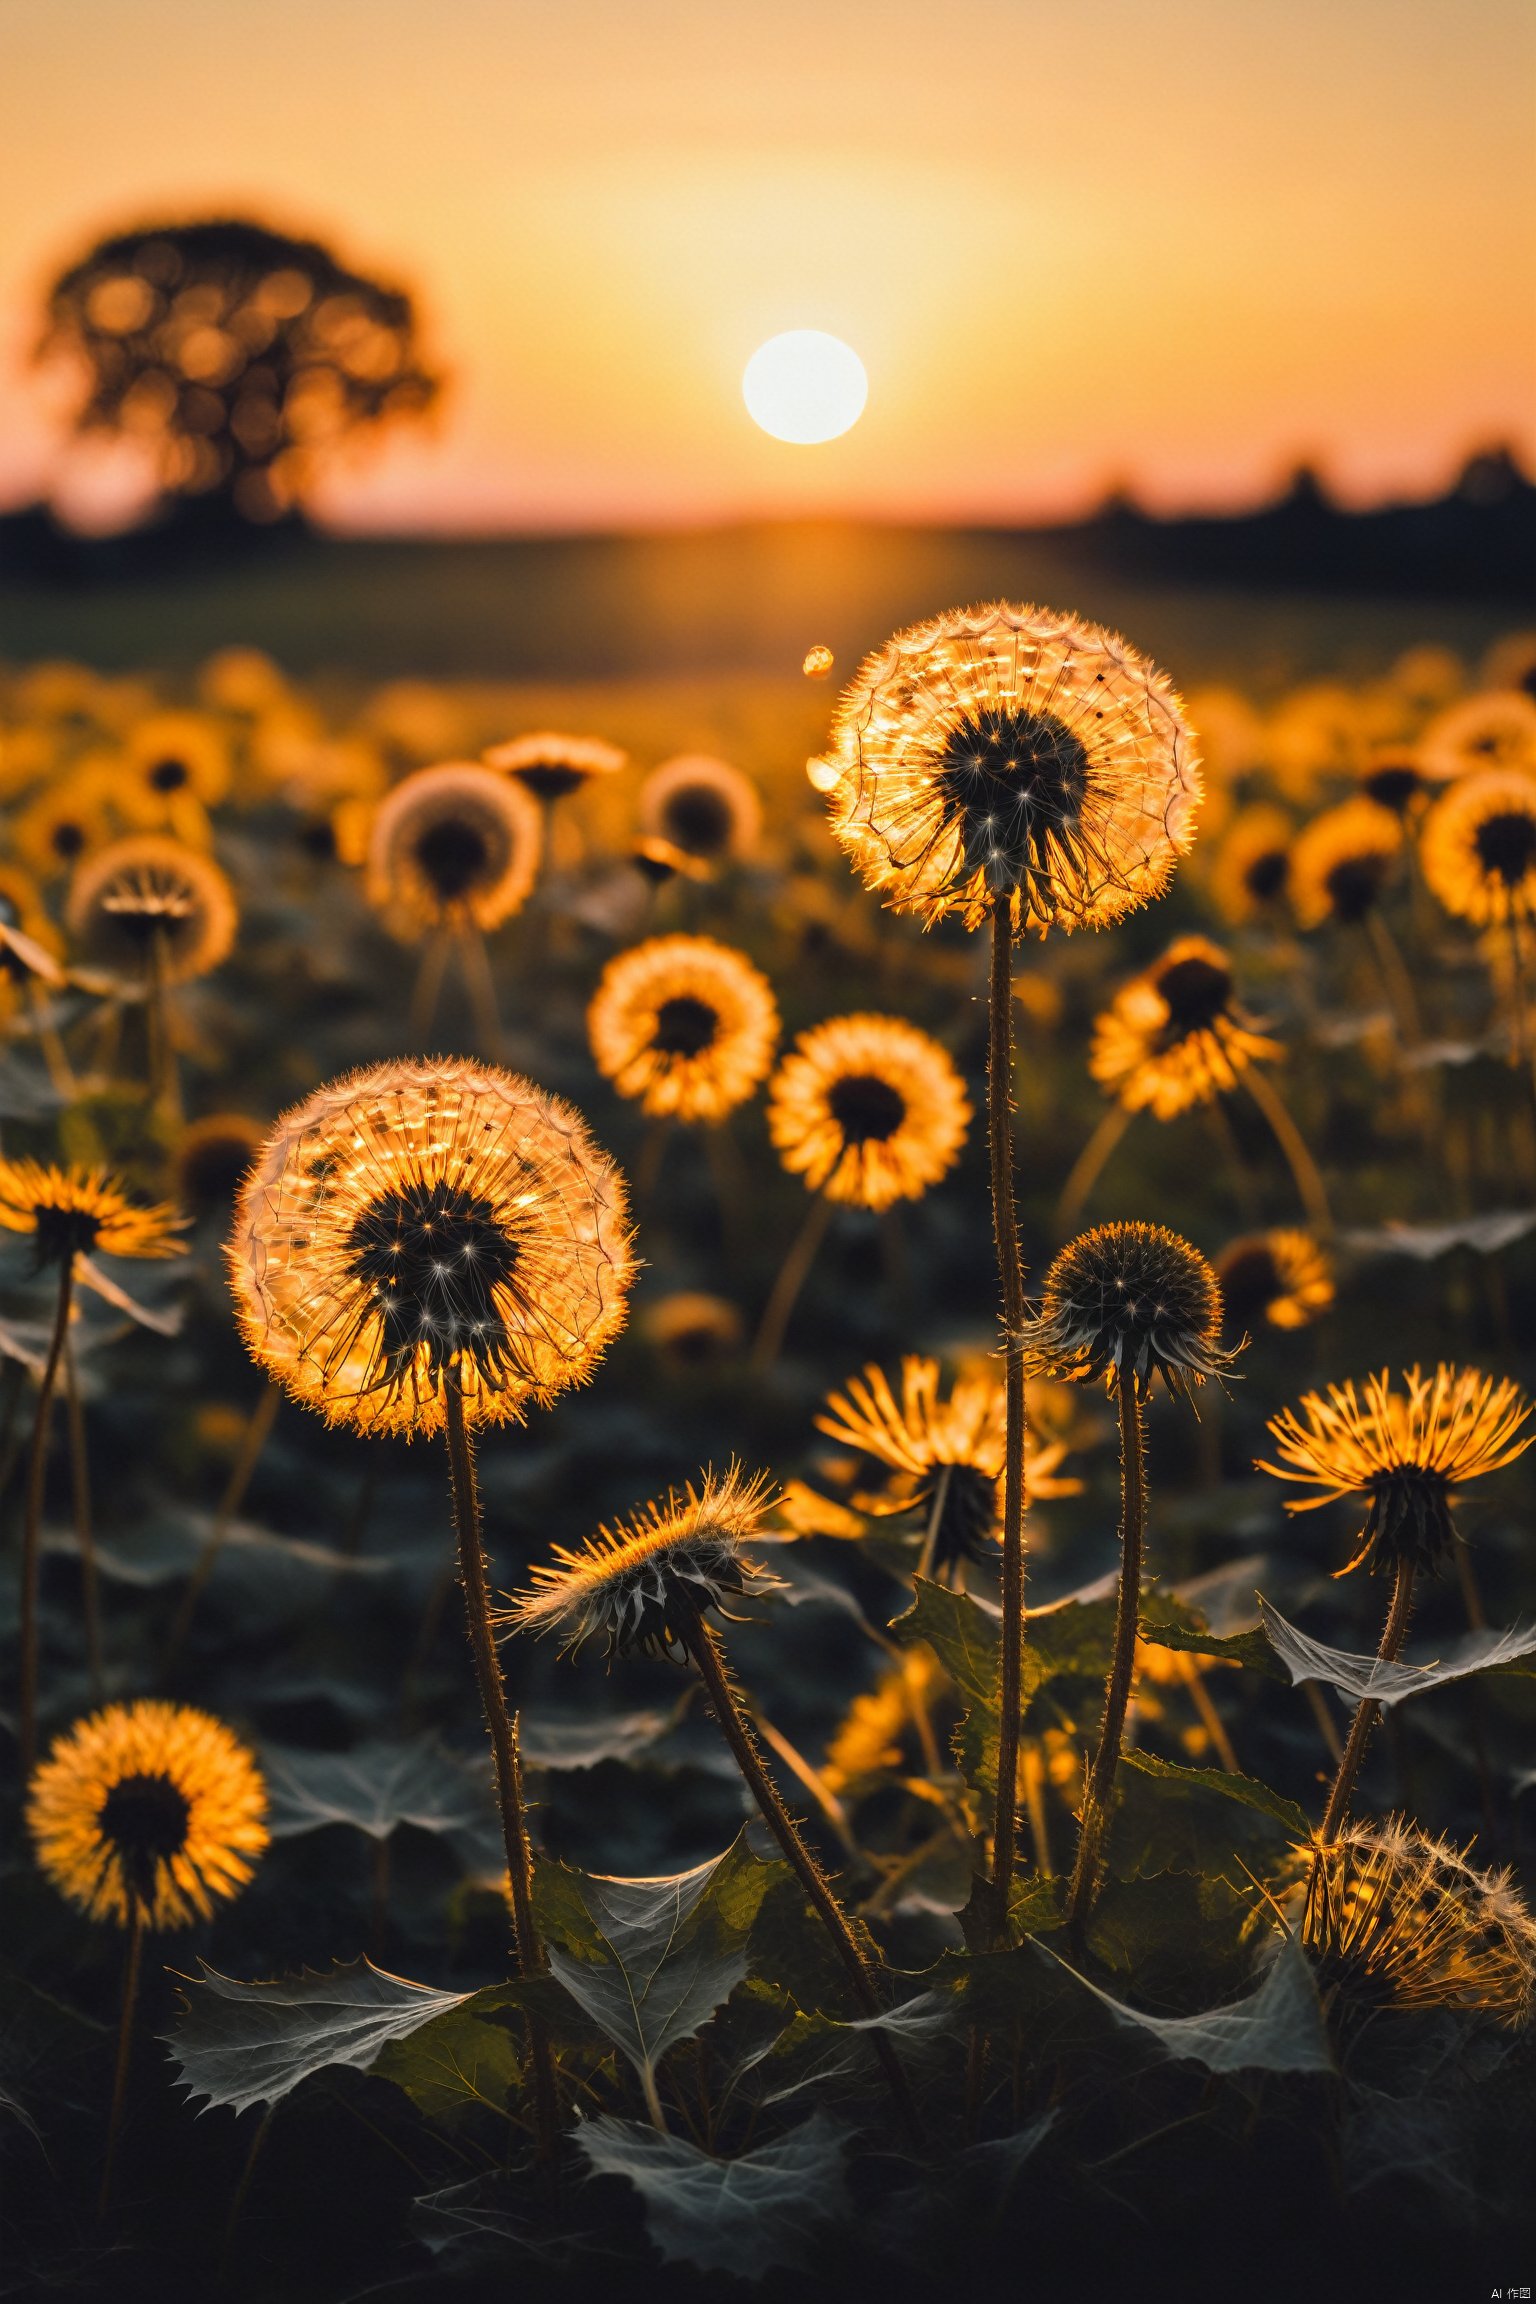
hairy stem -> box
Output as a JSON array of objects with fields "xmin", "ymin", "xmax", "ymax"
[
  {"xmin": 1244, "ymin": 1066, "xmax": 1334, "ymax": 1238},
  {"xmin": 63, "ymin": 1339, "xmax": 102, "ymax": 1699},
  {"xmin": 98, "ymin": 1900, "xmax": 144, "ymax": 2222},
  {"xmin": 19, "ymin": 1256, "xmax": 74, "ymax": 1780},
  {"xmin": 1319, "ymin": 1556, "xmax": 1416, "ymax": 1842},
  {"xmin": 988, "ymin": 896, "xmax": 1028, "ymax": 1942},
  {"xmin": 1066, "ymin": 1377, "xmax": 1146, "ymax": 1938}
]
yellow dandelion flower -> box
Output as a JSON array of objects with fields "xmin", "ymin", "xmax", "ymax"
[
  {"xmin": 1259, "ymin": 1364, "xmax": 1533, "ymax": 1576},
  {"xmin": 1480, "ymin": 632, "xmax": 1536, "ymax": 700},
  {"xmin": 0, "ymin": 1161, "xmax": 184, "ymax": 1266},
  {"xmin": 1420, "ymin": 767, "xmax": 1536, "ymax": 929},
  {"xmin": 631, "ymin": 835, "xmax": 714, "ymax": 886},
  {"xmin": 1214, "ymin": 1228, "xmax": 1334, "ymax": 1333},
  {"xmin": 13, "ymin": 763, "xmax": 136, "ymax": 879},
  {"xmin": 197, "ymin": 645, "xmax": 290, "ymax": 717},
  {"xmin": 1286, "ymin": 1817, "xmax": 1536, "ymax": 2028},
  {"xmin": 1357, "ymin": 752, "xmax": 1430, "ymax": 817},
  {"xmin": 506, "ymin": 1464, "xmax": 777, "ymax": 1659},
  {"xmin": 1028, "ymin": 1223, "xmax": 1236, "ymax": 1399},
  {"xmin": 813, "ymin": 1354, "xmax": 1081, "ymax": 1575},
  {"xmin": 124, "ymin": 710, "xmax": 231, "ymax": 815},
  {"xmin": 66, "ymin": 834, "xmax": 238, "ymax": 985},
  {"xmin": 26, "ymin": 1700, "xmax": 268, "ymax": 1929},
  {"xmin": 638, "ymin": 754, "xmax": 763, "ymax": 865},
  {"xmin": 365, "ymin": 762, "xmax": 542, "ymax": 940},
  {"xmin": 588, "ymin": 935, "xmax": 779, "ymax": 1123},
  {"xmin": 1088, "ymin": 935, "xmax": 1281, "ymax": 1120},
  {"xmin": 1289, "ymin": 798, "xmax": 1403, "ymax": 928},
  {"xmin": 227, "ymin": 1057, "xmax": 634, "ymax": 1439},
  {"xmin": 1419, "ymin": 689, "xmax": 1536, "ymax": 783},
  {"xmin": 1208, "ymin": 804, "xmax": 1295, "ymax": 925},
  {"xmin": 766, "ymin": 1013, "xmax": 971, "ymax": 1211},
  {"xmin": 820, "ymin": 600, "xmax": 1200, "ymax": 936},
  {"xmin": 822, "ymin": 1647, "xmax": 942, "ymax": 1792},
  {"xmin": 484, "ymin": 730, "xmax": 628, "ymax": 803}
]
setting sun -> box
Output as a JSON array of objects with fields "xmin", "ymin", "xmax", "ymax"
[{"xmin": 742, "ymin": 330, "xmax": 868, "ymax": 445}]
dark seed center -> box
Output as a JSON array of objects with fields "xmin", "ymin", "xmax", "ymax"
[
  {"xmin": 345, "ymin": 1180, "xmax": 520, "ymax": 1381},
  {"xmin": 664, "ymin": 787, "xmax": 734, "ymax": 857},
  {"xmin": 148, "ymin": 756, "xmax": 191, "ymax": 792},
  {"xmin": 1323, "ymin": 855, "xmax": 1387, "ymax": 922},
  {"xmin": 828, "ymin": 1072, "xmax": 907, "ymax": 1146},
  {"xmin": 1154, "ymin": 954, "xmax": 1233, "ymax": 1035},
  {"xmin": 414, "ymin": 817, "xmax": 492, "ymax": 899},
  {"xmin": 1243, "ymin": 850, "xmax": 1288, "ymax": 902},
  {"xmin": 1361, "ymin": 764, "xmax": 1422, "ymax": 812},
  {"xmin": 935, "ymin": 707, "xmax": 1090, "ymax": 889},
  {"xmin": 652, "ymin": 995, "xmax": 719, "ymax": 1057},
  {"xmin": 513, "ymin": 762, "xmax": 585, "ymax": 802},
  {"xmin": 98, "ymin": 1771, "xmax": 191, "ymax": 1904},
  {"xmin": 32, "ymin": 1205, "xmax": 102, "ymax": 1267},
  {"xmin": 51, "ymin": 822, "xmax": 86, "ymax": 861},
  {"xmin": 1473, "ymin": 810, "xmax": 1536, "ymax": 886}
]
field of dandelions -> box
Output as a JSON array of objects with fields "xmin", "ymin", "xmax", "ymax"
[{"xmin": 3, "ymin": 618, "xmax": 1536, "ymax": 2302}]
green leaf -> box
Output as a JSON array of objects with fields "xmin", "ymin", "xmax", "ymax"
[
  {"xmin": 262, "ymin": 1736, "xmax": 501, "ymax": 1873},
  {"xmin": 1139, "ymin": 1620, "xmax": 1286, "ymax": 1681},
  {"xmin": 372, "ymin": 1998, "xmax": 521, "ymax": 2128},
  {"xmin": 1110, "ymin": 1748, "xmax": 1309, "ymax": 1882},
  {"xmin": 1033, "ymin": 1932, "xmax": 1333, "ymax": 2075},
  {"xmin": 1260, "ymin": 1598, "xmax": 1536, "ymax": 1708},
  {"xmin": 576, "ymin": 2110, "xmax": 852, "ymax": 2277},
  {"xmin": 167, "ymin": 1960, "xmax": 469, "ymax": 2116}
]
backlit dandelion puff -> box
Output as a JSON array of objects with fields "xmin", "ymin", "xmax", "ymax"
[
  {"xmin": 1285, "ymin": 1817, "xmax": 1536, "ymax": 2030},
  {"xmin": 65, "ymin": 833, "xmax": 237, "ymax": 986},
  {"xmin": 638, "ymin": 753, "xmax": 763, "ymax": 866},
  {"xmin": 1259, "ymin": 1365, "xmax": 1533, "ymax": 1837},
  {"xmin": 366, "ymin": 761, "xmax": 542, "ymax": 938},
  {"xmin": 588, "ymin": 935, "xmax": 779, "ymax": 1125},
  {"xmin": 1027, "ymin": 1224, "xmax": 1239, "ymax": 1935},
  {"xmin": 484, "ymin": 730, "xmax": 627, "ymax": 804},
  {"xmin": 1215, "ymin": 1228, "xmax": 1335, "ymax": 1334}
]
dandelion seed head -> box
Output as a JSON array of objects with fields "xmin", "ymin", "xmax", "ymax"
[
  {"xmin": 1028, "ymin": 1222, "xmax": 1236, "ymax": 1399},
  {"xmin": 365, "ymin": 762, "xmax": 541, "ymax": 938},
  {"xmin": 66, "ymin": 834, "xmax": 237, "ymax": 985}
]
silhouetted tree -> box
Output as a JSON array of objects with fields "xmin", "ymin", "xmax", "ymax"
[{"xmin": 38, "ymin": 218, "xmax": 441, "ymax": 527}]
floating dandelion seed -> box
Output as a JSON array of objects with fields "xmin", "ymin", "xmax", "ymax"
[
  {"xmin": 766, "ymin": 1013, "xmax": 969, "ymax": 1212},
  {"xmin": 1260, "ymin": 1365, "xmax": 1533, "ymax": 1838},
  {"xmin": 365, "ymin": 761, "xmax": 541, "ymax": 940},
  {"xmin": 1089, "ymin": 935, "xmax": 1280, "ymax": 1120},
  {"xmin": 638, "ymin": 755, "xmax": 763, "ymax": 866},
  {"xmin": 1286, "ymin": 1818, "xmax": 1536, "ymax": 2030},
  {"xmin": 483, "ymin": 730, "xmax": 627, "ymax": 805},
  {"xmin": 803, "ymin": 645, "xmax": 835, "ymax": 679},
  {"xmin": 588, "ymin": 935, "xmax": 779, "ymax": 1124},
  {"xmin": 1215, "ymin": 1228, "xmax": 1334, "ymax": 1334}
]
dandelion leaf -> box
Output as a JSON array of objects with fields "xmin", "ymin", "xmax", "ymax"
[
  {"xmin": 168, "ymin": 1959, "xmax": 470, "ymax": 2116},
  {"xmin": 1109, "ymin": 1748, "xmax": 1309, "ymax": 1882},
  {"xmin": 1138, "ymin": 1620, "xmax": 1286, "ymax": 1680},
  {"xmin": 262, "ymin": 1735, "xmax": 502, "ymax": 1873},
  {"xmin": 576, "ymin": 2109, "xmax": 852, "ymax": 2278},
  {"xmin": 1260, "ymin": 1598, "xmax": 1536, "ymax": 1708},
  {"xmin": 1033, "ymin": 1931, "xmax": 1333, "ymax": 2075},
  {"xmin": 372, "ymin": 1997, "xmax": 522, "ymax": 2128}
]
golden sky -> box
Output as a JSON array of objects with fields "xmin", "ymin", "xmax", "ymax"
[{"xmin": 1, "ymin": 0, "xmax": 1532, "ymax": 530}]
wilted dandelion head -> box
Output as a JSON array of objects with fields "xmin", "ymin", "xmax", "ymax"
[
  {"xmin": 506, "ymin": 1465, "xmax": 778, "ymax": 1660},
  {"xmin": 0, "ymin": 1160, "xmax": 184, "ymax": 1269},
  {"xmin": 175, "ymin": 1112, "xmax": 264, "ymax": 1216},
  {"xmin": 820, "ymin": 601, "xmax": 1200, "ymax": 936},
  {"xmin": 66, "ymin": 834, "xmax": 237, "ymax": 984},
  {"xmin": 27, "ymin": 1700, "xmax": 268, "ymax": 1930},
  {"xmin": 1028, "ymin": 1222, "xmax": 1236, "ymax": 1399},
  {"xmin": 483, "ymin": 730, "xmax": 628, "ymax": 803},
  {"xmin": 814, "ymin": 1355, "xmax": 1081, "ymax": 1574},
  {"xmin": 1290, "ymin": 798, "xmax": 1403, "ymax": 929},
  {"xmin": 1215, "ymin": 1228, "xmax": 1334, "ymax": 1333},
  {"xmin": 365, "ymin": 762, "xmax": 542, "ymax": 939},
  {"xmin": 1208, "ymin": 804, "xmax": 1295, "ymax": 925},
  {"xmin": 1285, "ymin": 1818, "xmax": 1536, "ymax": 2029},
  {"xmin": 227, "ymin": 1057, "xmax": 634, "ymax": 1439},
  {"xmin": 767, "ymin": 1013, "xmax": 971, "ymax": 1211},
  {"xmin": 1418, "ymin": 689, "xmax": 1536, "ymax": 784},
  {"xmin": 1259, "ymin": 1364, "xmax": 1533, "ymax": 1577},
  {"xmin": 638, "ymin": 755, "xmax": 763, "ymax": 865},
  {"xmin": 1089, "ymin": 935, "xmax": 1280, "ymax": 1119},
  {"xmin": 1421, "ymin": 768, "xmax": 1536, "ymax": 929},
  {"xmin": 587, "ymin": 935, "xmax": 779, "ymax": 1123}
]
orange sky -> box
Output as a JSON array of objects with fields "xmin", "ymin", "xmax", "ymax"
[{"xmin": 2, "ymin": 0, "xmax": 1532, "ymax": 531}]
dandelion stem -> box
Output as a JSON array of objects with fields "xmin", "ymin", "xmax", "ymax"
[
  {"xmin": 454, "ymin": 925, "xmax": 504, "ymax": 1059},
  {"xmin": 1066, "ymin": 1376, "xmax": 1145, "ymax": 1938},
  {"xmin": 442, "ymin": 1378, "xmax": 559, "ymax": 2162},
  {"xmin": 98, "ymin": 1898, "xmax": 143, "ymax": 2222},
  {"xmin": 147, "ymin": 924, "xmax": 181, "ymax": 1128},
  {"xmin": 988, "ymin": 896, "xmax": 1028, "ymax": 1945},
  {"xmin": 63, "ymin": 1339, "xmax": 102, "ymax": 1700},
  {"xmin": 1055, "ymin": 1103, "xmax": 1132, "ymax": 1233},
  {"xmin": 677, "ymin": 1592, "xmax": 923, "ymax": 2145},
  {"xmin": 1319, "ymin": 1557, "xmax": 1416, "ymax": 1842},
  {"xmin": 1178, "ymin": 1651, "xmax": 1239, "ymax": 1774},
  {"xmin": 162, "ymin": 1382, "xmax": 281, "ymax": 1678},
  {"xmin": 1243, "ymin": 1066, "xmax": 1334, "ymax": 1237},
  {"xmin": 19, "ymin": 1254, "xmax": 74, "ymax": 1779},
  {"xmin": 409, "ymin": 927, "xmax": 452, "ymax": 1044},
  {"xmin": 915, "ymin": 1464, "xmax": 953, "ymax": 1584},
  {"xmin": 750, "ymin": 1191, "xmax": 833, "ymax": 1369}
]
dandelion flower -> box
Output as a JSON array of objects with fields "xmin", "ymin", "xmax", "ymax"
[
  {"xmin": 27, "ymin": 1700, "xmax": 267, "ymax": 1929},
  {"xmin": 124, "ymin": 710, "xmax": 231, "ymax": 814},
  {"xmin": 13, "ymin": 766, "xmax": 126, "ymax": 878},
  {"xmin": 508, "ymin": 1465, "xmax": 777, "ymax": 1660},
  {"xmin": 1209, "ymin": 804, "xmax": 1294, "ymax": 925},
  {"xmin": 1357, "ymin": 753, "xmax": 1429, "ymax": 817},
  {"xmin": 1289, "ymin": 799, "xmax": 1403, "ymax": 928},
  {"xmin": 1259, "ymin": 1364, "xmax": 1533, "ymax": 1578},
  {"xmin": 1421, "ymin": 767, "xmax": 1536, "ymax": 929},
  {"xmin": 484, "ymin": 730, "xmax": 627, "ymax": 803},
  {"xmin": 228, "ymin": 1057, "xmax": 633, "ymax": 1439},
  {"xmin": 365, "ymin": 762, "xmax": 542, "ymax": 939},
  {"xmin": 1027, "ymin": 1223, "xmax": 1235, "ymax": 1400},
  {"xmin": 767, "ymin": 1013, "xmax": 970, "ymax": 1211},
  {"xmin": 66, "ymin": 834, "xmax": 237, "ymax": 984},
  {"xmin": 0, "ymin": 1161, "xmax": 183, "ymax": 1267},
  {"xmin": 1089, "ymin": 935, "xmax": 1281, "ymax": 1119},
  {"xmin": 1287, "ymin": 1818, "xmax": 1536, "ymax": 2028},
  {"xmin": 638, "ymin": 754, "xmax": 763, "ymax": 866},
  {"xmin": 1215, "ymin": 1229, "xmax": 1334, "ymax": 1333},
  {"xmin": 819, "ymin": 601, "xmax": 1200, "ymax": 936},
  {"xmin": 1419, "ymin": 690, "xmax": 1536, "ymax": 783},
  {"xmin": 587, "ymin": 935, "xmax": 779, "ymax": 1123}
]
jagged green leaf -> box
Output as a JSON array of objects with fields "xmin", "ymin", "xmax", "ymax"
[
  {"xmin": 372, "ymin": 1996, "xmax": 522, "ymax": 2127},
  {"xmin": 1110, "ymin": 1748, "xmax": 1309, "ymax": 1882},
  {"xmin": 1139, "ymin": 1620, "xmax": 1286, "ymax": 1681},
  {"xmin": 1034, "ymin": 1932, "xmax": 1333, "ymax": 2074},
  {"xmin": 576, "ymin": 2110, "xmax": 851, "ymax": 2277},
  {"xmin": 262, "ymin": 1736, "xmax": 501, "ymax": 1874},
  {"xmin": 167, "ymin": 1960, "xmax": 469, "ymax": 2116},
  {"xmin": 1260, "ymin": 1598, "xmax": 1536, "ymax": 1707}
]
